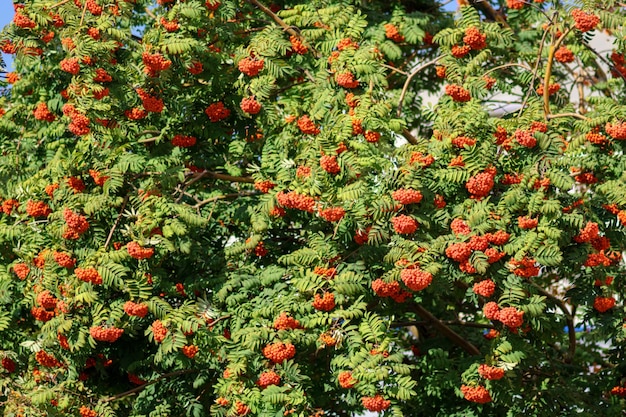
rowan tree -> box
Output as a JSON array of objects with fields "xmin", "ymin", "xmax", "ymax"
[{"xmin": 0, "ymin": 0, "xmax": 626, "ymax": 416}]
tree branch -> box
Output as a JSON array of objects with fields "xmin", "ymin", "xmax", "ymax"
[
  {"xmin": 103, "ymin": 195, "xmax": 129, "ymax": 250},
  {"xmin": 401, "ymin": 128, "xmax": 420, "ymax": 145},
  {"xmin": 193, "ymin": 191, "xmax": 259, "ymax": 208},
  {"xmin": 543, "ymin": 26, "xmax": 572, "ymax": 119},
  {"xmin": 103, "ymin": 369, "xmax": 197, "ymax": 402},
  {"xmin": 396, "ymin": 57, "xmax": 442, "ymax": 117},
  {"xmin": 547, "ymin": 112, "xmax": 589, "ymax": 121}
]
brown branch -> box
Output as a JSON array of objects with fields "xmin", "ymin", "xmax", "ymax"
[
  {"xmin": 401, "ymin": 128, "xmax": 420, "ymax": 145},
  {"xmin": 396, "ymin": 57, "xmax": 442, "ymax": 117},
  {"xmin": 49, "ymin": 0, "xmax": 71, "ymax": 8},
  {"xmin": 103, "ymin": 369, "xmax": 196, "ymax": 402},
  {"xmin": 205, "ymin": 171, "xmax": 255, "ymax": 184},
  {"xmin": 394, "ymin": 320, "xmax": 495, "ymax": 329},
  {"xmin": 543, "ymin": 26, "xmax": 572, "ymax": 119},
  {"xmin": 193, "ymin": 191, "xmax": 259, "ymax": 209},
  {"xmin": 469, "ymin": 0, "xmax": 510, "ymax": 28},
  {"xmin": 409, "ymin": 303, "xmax": 481, "ymax": 355},
  {"xmin": 103, "ymin": 195, "xmax": 129, "ymax": 250},
  {"xmin": 547, "ymin": 112, "xmax": 589, "ymax": 121},
  {"xmin": 518, "ymin": 26, "xmax": 550, "ymax": 117},
  {"xmin": 78, "ymin": 0, "xmax": 89, "ymax": 27}
]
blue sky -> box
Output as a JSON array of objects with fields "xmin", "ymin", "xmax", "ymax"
[{"xmin": 1, "ymin": 2, "xmax": 13, "ymax": 70}]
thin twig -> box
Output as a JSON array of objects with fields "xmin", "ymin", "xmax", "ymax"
[
  {"xmin": 193, "ymin": 191, "xmax": 259, "ymax": 209},
  {"xmin": 543, "ymin": 26, "xmax": 573, "ymax": 119},
  {"xmin": 103, "ymin": 369, "xmax": 196, "ymax": 402},
  {"xmin": 103, "ymin": 195, "xmax": 129, "ymax": 250},
  {"xmin": 396, "ymin": 57, "xmax": 442, "ymax": 117},
  {"xmin": 483, "ymin": 62, "xmax": 532, "ymax": 77},
  {"xmin": 381, "ymin": 63, "xmax": 408, "ymax": 76},
  {"xmin": 50, "ymin": 0, "xmax": 71, "ymax": 8},
  {"xmin": 547, "ymin": 112, "xmax": 589, "ymax": 121},
  {"xmin": 78, "ymin": 0, "xmax": 89, "ymax": 28},
  {"xmin": 518, "ymin": 26, "xmax": 551, "ymax": 117}
]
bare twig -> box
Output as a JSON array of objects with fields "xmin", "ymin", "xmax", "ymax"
[
  {"xmin": 547, "ymin": 112, "xmax": 589, "ymax": 121},
  {"xmin": 396, "ymin": 57, "xmax": 442, "ymax": 117},
  {"xmin": 483, "ymin": 63, "xmax": 532, "ymax": 77},
  {"xmin": 193, "ymin": 191, "xmax": 259, "ymax": 209},
  {"xmin": 103, "ymin": 195, "xmax": 129, "ymax": 250},
  {"xmin": 78, "ymin": 0, "xmax": 89, "ymax": 27},
  {"xmin": 518, "ymin": 26, "xmax": 551, "ymax": 117},
  {"xmin": 103, "ymin": 369, "xmax": 196, "ymax": 402},
  {"xmin": 401, "ymin": 128, "xmax": 420, "ymax": 145},
  {"xmin": 50, "ymin": 0, "xmax": 71, "ymax": 8},
  {"xmin": 543, "ymin": 26, "xmax": 573, "ymax": 118}
]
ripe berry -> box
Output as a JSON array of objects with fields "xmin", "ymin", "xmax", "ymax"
[
  {"xmin": 463, "ymin": 27, "xmax": 486, "ymax": 50},
  {"xmin": 461, "ymin": 385, "xmax": 491, "ymax": 403},
  {"xmin": 152, "ymin": 320, "xmax": 168, "ymax": 342},
  {"xmin": 320, "ymin": 155, "xmax": 341, "ymax": 174},
  {"xmin": 391, "ymin": 215, "xmax": 418, "ymax": 234},
  {"xmin": 238, "ymin": 57, "xmax": 264, "ymax": 76},
  {"xmin": 465, "ymin": 168, "xmax": 496, "ymax": 198},
  {"xmin": 34, "ymin": 102, "xmax": 56, "ymax": 122},
  {"xmin": 473, "ymin": 279, "xmax": 496, "ymax": 297},
  {"xmin": 364, "ymin": 130, "xmax": 381, "ymax": 143},
  {"xmin": 338, "ymin": 371, "xmax": 356, "ymax": 388},
  {"xmin": 205, "ymin": 102, "xmax": 230, "ymax": 122},
  {"xmin": 451, "ymin": 44, "xmax": 471, "ymax": 58},
  {"xmin": 361, "ymin": 395, "xmax": 391, "ymax": 412},
  {"xmin": 35, "ymin": 350, "xmax": 61, "ymax": 368},
  {"xmin": 127, "ymin": 241, "xmax": 154, "ymax": 260},
  {"xmin": 478, "ymin": 364, "xmax": 505, "ymax": 380},
  {"xmin": 262, "ymin": 341, "xmax": 296, "ymax": 364},
  {"xmin": 274, "ymin": 312, "xmax": 301, "ymax": 330},
  {"xmin": 312, "ymin": 292, "xmax": 336, "ymax": 311},
  {"xmin": 289, "ymin": 35, "xmax": 308, "ymax": 54},
  {"xmin": 450, "ymin": 218, "xmax": 471, "ymax": 235},
  {"xmin": 182, "ymin": 345, "xmax": 199, "ymax": 358},
  {"xmin": 142, "ymin": 52, "xmax": 171, "ymax": 76},
  {"xmin": 67, "ymin": 176, "xmax": 85, "ymax": 193},
  {"xmin": 1, "ymin": 357, "xmax": 16, "ymax": 373},
  {"xmin": 483, "ymin": 302, "xmax": 500, "ymax": 320},
  {"xmin": 13, "ymin": 263, "xmax": 30, "ymax": 280},
  {"xmin": 498, "ymin": 307, "xmax": 524, "ymax": 328},
  {"xmin": 234, "ymin": 401, "xmax": 251, "ymax": 416},
  {"xmin": 276, "ymin": 191, "xmax": 316, "ymax": 212},
  {"xmin": 469, "ymin": 235, "xmax": 490, "ymax": 251},
  {"xmin": 26, "ymin": 200, "xmax": 52, "ymax": 218},
  {"xmin": 384, "ymin": 23, "xmax": 404, "ymax": 42},
  {"xmin": 123, "ymin": 301, "xmax": 149, "ymax": 318},
  {"xmin": 36, "ymin": 290, "xmax": 57, "ymax": 309},
  {"xmin": 89, "ymin": 325, "xmax": 124, "ymax": 342},
  {"xmin": 79, "ymin": 406, "xmax": 98, "ymax": 417},
  {"xmin": 336, "ymin": 72, "xmax": 359, "ymax": 89},
  {"xmin": 136, "ymin": 89, "xmax": 164, "ymax": 113},
  {"xmin": 593, "ymin": 296, "xmax": 615, "ymax": 313},
  {"xmin": 297, "ymin": 115, "xmax": 320, "ymax": 135},
  {"xmin": 518, "ymin": 216, "xmax": 538, "ymax": 229},
  {"xmin": 605, "ymin": 121, "xmax": 626, "ymax": 139},
  {"xmin": 319, "ymin": 206, "xmax": 346, "ymax": 222},
  {"xmin": 401, "ymin": 268, "xmax": 433, "ymax": 291},
  {"xmin": 256, "ymin": 370, "xmax": 281, "ymax": 388},
  {"xmin": 445, "ymin": 84, "xmax": 471, "ymax": 102},
  {"xmin": 240, "ymin": 97, "xmax": 261, "ymax": 114},
  {"xmin": 171, "ymin": 135, "xmax": 197, "ymax": 147},
  {"xmin": 571, "ymin": 9, "xmax": 600, "ymax": 32},
  {"xmin": 555, "ymin": 46, "xmax": 575, "ymax": 63},
  {"xmin": 75, "ymin": 267, "xmax": 102, "ymax": 285},
  {"xmin": 60, "ymin": 58, "xmax": 80, "ymax": 75}
]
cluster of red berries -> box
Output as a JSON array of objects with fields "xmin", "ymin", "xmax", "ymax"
[
  {"xmin": 484, "ymin": 75, "xmax": 496, "ymax": 90},
  {"xmin": 152, "ymin": 320, "xmax": 168, "ymax": 342},
  {"xmin": 32, "ymin": 306, "xmax": 55, "ymax": 322},
  {"xmin": 14, "ymin": 10, "xmax": 37, "ymax": 29},
  {"xmin": 354, "ymin": 227, "xmax": 371, "ymax": 245},
  {"xmin": 451, "ymin": 44, "xmax": 471, "ymax": 58},
  {"xmin": 384, "ymin": 23, "xmax": 404, "ymax": 42},
  {"xmin": 297, "ymin": 115, "xmax": 320, "ymax": 135},
  {"xmin": 461, "ymin": 385, "xmax": 491, "ymax": 403},
  {"xmin": 90, "ymin": 326, "xmax": 124, "ymax": 342},
  {"xmin": 555, "ymin": 46, "xmax": 575, "ymax": 63},
  {"xmin": 160, "ymin": 17, "xmax": 179, "ymax": 32},
  {"xmin": 1, "ymin": 357, "xmax": 16, "ymax": 373},
  {"xmin": 436, "ymin": 66, "xmax": 446, "ymax": 78},
  {"xmin": 593, "ymin": 296, "xmax": 615, "ymax": 313},
  {"xmin": 499, "ymin": 306, "xmax": 525, "ymax": 328},
  {"xmin": 296, "ymin": 165, "xmax": 311, "ymax": 178},
  {"xmin": 361, "ymin": 395, "xmax": 391, "ymax": 411},
  {"xmin": 571, "ymin": 9, "xmax": 600, "ymax": 32},
  {"xmin": 445, "ymin": 84, "xmax": 471, "ymax": 102},
  {"xmin": 142, "ymin": 52, "xmax": 171, "ymax": 77},
  {"xmin": 337, "ymin": 38, "xmax": 358, "ymax": 50},
  {"xmin": 85, "ymin": 0, "xmax": 102, "ymax": 15},
  {"xmin": 452, "ymin": 136, "xmax": 476, "ymax": 148},
  {"xmin": 58, "ymin": 333, "xmax": 70, "ymax": 349},
  {"xmin": 75, "ymin": 267, "xmax": 102, "ymax": 285},
  {"xmin": 254, "ymin": 241, "xmax": 268, "ymax": 257},
  {"xmin": 26, "ymin": 200, "xmax": 52, "ymax": 218},
  {"xmin": 63, "ymin": 208, "xmax": 89, "ymax": 239},
  {"xmin": 400, "ymin": 268, "xmax": 433, "ymax": 291},
  {"xmin": 125, "ymin": 107, "xmax": 147, "ymax": 120},
  {"xmin": 313, "ymin": 266, "xmax": 337, "ymax": 277},
  {"xmin": 127, "ymin": 241, "xmax": 155, "ymax": 259},
  {"xmin": 205, "ymin": 0, "xmax": 221, "ymax": 10},
  {"xmin": 312, "ymin": 292, "xmax": 336, "ymax": 311},
  {"xmin": 62, "ymin": 104, "xmax": 90, "ymax": 136},
  {"xmin": 478, "ymin": 364, "xmax": 505, "ymax": 380},
  {"xmin": 13, "ymin": 263, "xmax": 30, "ymax": 280},
  {"xmin": 36, "ymin": 290, "xmax": 58, "ymax": 310},
  {"xmin": 514, "ymin": 129, "xmax": 537, "ymax": 148},
  {"xmin": 391, "ymin": 215, "xmax": 418, "ymax": 234},
  {"xmin": 336, "ymin": 72, "xmax": 359, "ymax": 88},
  {"xmin": 337, "ymin": 371, "xmax": 356, "ymax": 388},
  {"xmin": 254, "ymin": 180, "xmax": 276, "ymax": 193},
  {"xmin": 240, "ymin": 97, "xmax": 261, "ymax": 114},
  {"xmin": 276, "ymin": 191, "xmax": 316, "ymax": 212},
  {"xmin": 610, "ymin": 386, "xmax": 626, "ymax": 397},
  {"xmin": 574, "ymin": 221, "xmax": 599, "ymax": 243},
  {"xmin": 473, "ymin": 279, "xmax": 496, "ymax": 297},
  {"xmin": 79, "ymin": 406, "xmax": 97, "ymax": 417},
  {"xmin": 256, "ymin": 370, "xmax": 281, "ymax": 388},
  {"xmin": 605, "ymin": 121, "xmax": 626, "ymax": 139},
  {"xmin": 466, "ymin": 167, "xmax": 496, "ymax": 198},
  {"xmin": 351, "ymin": 118, "xmax": 363, "ymax": 135},
  {"xmin": 610, "ymin": 51, "xmax": 626, "ymax": 78},
  {"xmin": 171, "ymin": 135, "xmax": 197, "ymax": 147},
  {"xmin": 450, "ymin": 218, "xmax": 471, "ymax": 235},
  {"xmin": 463, "ymin": 27, "xmax": 486, "ymax": 50},
  {"xmin": 35, "ymin": 350, "xmax": 61, "ymax": 368},
  {"xmin": 67, "ymin": 176, "xmax": 85, "ymax": 193},
  {"xmin": 263, "ymin": 341, "xmax": 296, "ymax": 364},
  {"xmin": 371, "ymin": 279, "xmax": 410, "ymax": 302},
  {"xmin": 508, "ymin": 257, "xmax": 539, "ymax": 278},
  {"xmin": 53, "ymin": 251, "xmax": 76, "ymax": 268},
  {"xmin": 274, "ymin": 312, "xmax": 301, "ymax": 330},
  {"xmin": 60, "ymin": 57, "xmax": 80, "ymax": 75},
  {"xmin": 34, "ymin": 102, "xmax": 56, "ymax": 122},
  {"xmin": 320, "ymin": 155, "xmax": 341, "ymax": 175},
  {"xmin": 319, "ymin": 206, "xmax": 345, "ymax": 222},
  {"xmin": 205, "ymin": 102, "xmax": 230, "ymax": 122},
  {"xmin": 584, "ymin": 252, "xmax": 612, "ymax": 267},
  {"xmin": 136, "ymin": 89, "xmax": 164, "ymax": 113},
  {"xmin": 89, "ymin": 169, "xmax": 109, "ymax": 186},
  {"xmin": 124, "ymin": 301, "xmax": 149, "ymax": 317},
  {"xmin": 289, "ymin": 35, "xmax": 308, "ymax": 54},
  {"xmin": 518, "ymin": 216, "xmax": 538, "ymax": 229},
  {"xmin": 93, "ymin": 68, "xmax": 112, "ymax": 83},
  {"xmin": 536, "ymin": 83, "xmax": 560, "ymax": 96},
  {"xmin": 392, "ymin": 188, "xmax": 423, "ymax": 205},
  {"xmin": 364, "ymin": 130, "xmax": 381, "ymax": 143},
  {"xmin": 238, "ymin": 57, "xmax": 264, "ymax": 76},
  {"xmin": 187, "ymin": 61, "xmax": 203, "ymax": 75},
  {"xmin": 181, "ymin": 345, "xmax": 199, "ymax": 358},
  {"xmin": 575, "ymin": 172, "xmax": 598, "ymax": 184}
]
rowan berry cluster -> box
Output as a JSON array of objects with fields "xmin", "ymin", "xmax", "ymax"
[
  {"xmin": 361, "ymin": 395, "xmax": 391, "ymax": 411},
  {"xmin": 297, "ymin": 115, "xmax": 320, "ymax": 135},
  {"xmin": 79, "ymin": 406, "xmax": 97, "ymax": 417},
  {"xmin": 262, "ymin": 341, "xmax": 296, "ymax": 364},
  {"xmin": 483, "ymin": 75, "xmax": 496, "ymax": 90},
  {"xmin": 571, "ymin": 9, "xmax": 600, "ymax": 32},
  {"xmin": 53, "ymin": 251, "xmax": 76, "ymax": 268},
  {"xmin": 240, "ymin": 97, "xmax": 261, "ymax": 114},
  {"xmin": 171, "ymin": 135, "xmax": 197, "ymax": 147},
  {"xmin": 26, "ymin": 200, "xmax": 52, "ymax": 218},
  {"xmin": 313, "ymin": 266, "xmax": 337, "ymax": 277},
  {"xmin": 514, "ymin": 129, "xmax": 536, "ymax": 148},
  {"xmin": 67, "ymin": 176, "xmax": 85, "ymax": 193},
  {"xmin": 320, "ymin": 155, "xmax": 341, "ymax": 174},
  {"xmin": 152, "ymin": 320, "xmax": 168, "ymax": 342},
  {"xmin": 205, "ymin": 102, "xmax": 230, "ymax": 122},
  {"xmin": 605, "ymin": 121, "xmax": 626, "ymax": 139},
  {"xmin": 364, "ymin": 130, "xmax": 381, "ymax": 143},
  {"xmin": 35, "ymin": 350, "xmax": 61, "ymax": 368},
  {"xmin": 142, "ymin": 52, "xmax": 171, "ymax": 76},
  {"xmin": 128, "ymin": 373, "xmax": 146, "ymax": 385},
  {"xmin": 182, "ymin": 345, "xmax": 199, "ymax": 358},
  {"xmin": 160, "ymin": 17, "xmax": 179, "ymax": 32},
  {"xmin": 90, "ymin": 326, "xmax": 124, "ymax": 342},
  {"xmin": 312, "ymin": 292, "xmax": 336, "ymax": 311},
  {"xmin": 536, "ymin": 83, "xmax": 560, "ymax": 96},
  {"xmin": 257, "ymin": 371, "xmax": 281, "ymax": 388},
  {"xmin": 2, "ymin": 357, "xmax": 16, "ymax": 373},
  {"xmin": 336, "ymin": 72, "xmax": 359, "ymax": 88},
  {"xmin": 14, "ymin": 11, "xmax": 37, "ymax": 29},
  {"xmin": 518, "ymin": 216, "xmax": 538, "ymax": 229},
  {"xmin": 409, "ymin": 151, "xmax": 434, "ymax": 166},
  {"xmin": 463, "ymin": 27, "xmax": 486, "ymax": 50},
  {"xmin": 450, "ymin": 218, "xmax": 471, "ymax": 235},
  {"xmin": 610, "ymin": 52, "xmax": 626, "ymax": 78},
  {"xmin": 584, "ymin": 252, "xmax": 612, "ymax": 267},
  {"xmin": 401, "ymin": 268, "xmax": 433, "ymax": 291},
  {"xmin": 34, "ymin": 102, "xmax": 56, "ymax": 122},
  {"xmin": 555, "ymin": 46, "xmax": 575, "ymax": 63},
  {"xmin": 473, "ymin": 279, "xmax": 495, "ymax": 297},
  {"xmin": 93, "ymin": 68, "xmax": 112, "ymax": 83},
  {"xmin": 461, "ymin": 385, "xmax": 491, "ymax": 403},
  {"xmin": 276, "ymin": 191, "xmax": 316, "ymax": 212},
  {"xmin": 509, "ymin": 257, "xmax": 539, "ymax": 278},
  {"xmin": 337, "ymin": 38, "xmax": 358, "ymax": 50},
  {"xmin": 391, "ymin": 215, "xmax": 418, "ymax": 234},
  {"xmin": 60, "ymin": 57, "xmax": 80, "ymax": 75},
  {"xmin": 319, "ymin": 207, "xmax": 346, "ymax": 222},
  {"xmin": 498, "ymin": 306, "xmax": 525, "ymax": 328},
  {"xmin": 593, "ymin": 296, "xmax": 615, "ymax": 313},
  {"xmin": 58, "ymin": 333, "xmax": 70, "ymax": 349},
  {"xmin": 253, "ymin": 180, "xmax": 275, "ymax": 194},
  {"xmin": 62, "ymin": 104, "xmax": 90, "ymax": 136},
  {"xmin": 126, "ymin": 241, "xmax": 154, "ymax": 260},
  {"xmin": 451, "ymin": 44, "xmax": 471, "ymax": 58},
  {"xmin": 36, "ymin": 290, "xmax": 57, "ymax": 309},
  {"xmin": 238, "ymin": 57, "xmax": 264, "ymax": 76},
  {"xmin": 75, "ymin": 267, "xmax": 102, "ymax": 284},
  {"xmin": 32, "ymin": 306, "xmax": 55, "ymax": 322},
  {"xmin": 188, "ymin": 61, "xmax": 203, "ymax": 74},
  {"xmin": 445, "ymin": 84, "xmax": 471, "ymax": 102},
  {"xmin": 384, "ymin": 23, "xmax": 404, "ymax": 42},
  {"xmin": 392, "ymin": 188, "xmax": 424, "ymax": 205},
  {"xmin": 575, "ymin": 172, "xmax": 597, "ymax": 184},
  {"xmin": 338, "ymin": 371, "xmax": 356, "ymax": 388},
  {"xmin": 93, "ymin": 87, "xmax": 109, "ymax": 100},
  {"xmin": 478, "ymin": 364, "xmax": 505, "ymax": 380},
  {"xmin": 125, "ymin": 107, "xmax": 147, "ymax": 120},
  {"xmin": 123, "ymin": 301, "xmax": 149, "ymax": 317},
  {"xmin": 289, "ymin": 35, "xmax": 308, "ymax": 54},
  {"xmin": 274, "ymin": 312, "xmax": 301, "ymax": 330},
  {"xmin": 136, "ymin": 89, "xmax": 164, "ymax": 113},
  {"xmin": 574, "ymin": 221, "xmax": 599, "ymax": 243},
  {"xmin": 610, "ymin": 386, "xmax": 626, "ymax": 397},
  {"xmin": 452, "ymin": 136, "xmax": 476, "ymax": 148},
  {"xmin": 13, "ymin": 263, "xmax": 30, "ymax": 280},
  {"xmin": 254, "ymin": 241, "xmax": 268, "ymax": 257},
  {"xmin": 85, "ymin": 0, "xmax": 102, "ymax": 15},
  {"xmin": 63, "ymin": 208, "xmax": 89, "ymax": 239},
  {"xmin": 205, "ymin": 0, "xmax": 221, "ymax": 10},
  {"xmin": 465, "ymin": 167, "xmax": 496, "ymax": 198}
]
